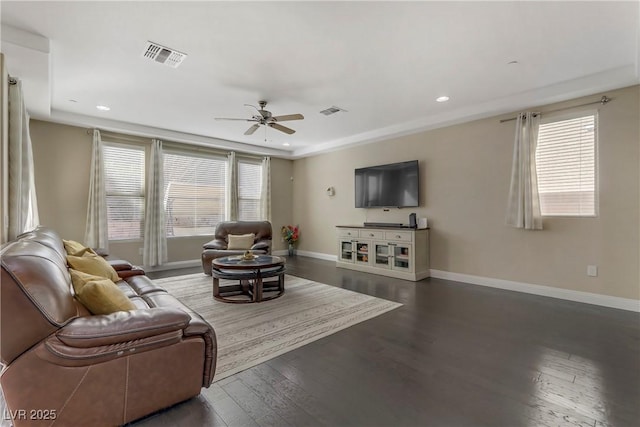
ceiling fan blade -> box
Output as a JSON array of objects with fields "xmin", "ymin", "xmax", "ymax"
[
  {"xmin": 244, "ymin": 124, "xmax": 260, "ymax": 135},
  {"xmin": 269, "ymin": 123, "xmax": 296, "ymax": 135},
  {"xmin": 272, "ymin": 113, "xmax": 304, "ymax": 122},
  {"xmin": 215, "ymin": 117, "xmax": 256, "ymax": 121}
]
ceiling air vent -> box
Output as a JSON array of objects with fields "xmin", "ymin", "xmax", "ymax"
[
  {"xmin": 142, "ymin": 41, "xmax": 187, "ymax": 68},
  {"xmin": 320, "ymin": 106, "xmax": 347, "ymax": 116}
]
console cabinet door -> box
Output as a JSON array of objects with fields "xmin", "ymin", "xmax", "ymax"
[
  {"xmin": 338, "ymin": 239, "xmax": 355, "ymax": 263},
  {"xmin": 355, "ymin": 241, "xmax": 371, "ymax": 265},
  {"xmin": 390, "ymin": 243, "xmax": 413, "ymax": 272},
  {"xmin": 373, "ymin": 241, "xmax": 391, "ymax": 269}
]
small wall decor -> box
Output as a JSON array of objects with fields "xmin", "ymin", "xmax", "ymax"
[{"xmin": 326, "ymin": 187, "xmax": 335, "ymax": 196}]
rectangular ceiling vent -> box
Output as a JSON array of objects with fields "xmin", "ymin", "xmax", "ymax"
[
  {"xmin": 320, "ymin": 106, "xmax": 348, "ymax": 116},
  {"xmin": 142, "ymin": 41, "xmax": 187, "ymax": 68}
]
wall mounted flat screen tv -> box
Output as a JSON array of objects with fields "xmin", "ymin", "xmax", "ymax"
[{"xmin": 355, "ymin": 160, "xmax": 419, "ymax": 208}]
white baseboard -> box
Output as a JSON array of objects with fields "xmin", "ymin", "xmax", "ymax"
[
  {"xmin": 145, "ymin": 259, "xmax": 201, "ymax": 272},
  {"xmin": 273, "ymin": 249, "xmax": 338, "ymax": 262},
  {"xmin": 146, "ymin": 254, "xmax": 639, "ymax": 312},
  {"xmin": 430, "ymin": 269, "xmax": 640, "ymax": 313}
]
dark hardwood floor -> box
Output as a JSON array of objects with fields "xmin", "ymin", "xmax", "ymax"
[
  {"xmin": 3, "ymin": 257, "xmax": 637, "ymax": 426},
  {"xmin": 134, "ymin": 256, "xmax": 640, "ymax": 427}
]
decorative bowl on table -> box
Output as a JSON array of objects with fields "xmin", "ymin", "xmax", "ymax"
[{"xmin": 242, "ymin": 250, "xmax": 256, "ymax": 261}]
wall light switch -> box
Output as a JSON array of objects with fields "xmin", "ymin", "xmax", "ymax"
[{"xmin": 587, "ymin": 265, "xmax": 598, "ymax": 277}]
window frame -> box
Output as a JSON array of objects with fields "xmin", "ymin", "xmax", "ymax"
[
  {"xmin": 102, "ymin": 140, "xmax": 147, "ymax": 242},
  {"xmin": 237, "ymin": 157, "xmax": 263, "ymax": 222},
  {"xmin": 163, "ymin": 148, "xmax": 228, "ymax": 239},
  {"xmin": 535, "ymin": 109, "xmax": 599, "ymax": 218}
]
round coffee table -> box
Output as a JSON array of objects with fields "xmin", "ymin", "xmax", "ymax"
[{"xmin": 211, "ymin": 255, "xmax": 286, "ymax": 303}]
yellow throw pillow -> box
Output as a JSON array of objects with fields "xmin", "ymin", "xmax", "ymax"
[
  {"xmin": 67, "ymin": 253, "xmax": 120, "ymax": 282},
  {"xmin": 227, "ymin": 233, "xmax": 256, "ymax": 250},
  {"xmin": 75, "ymin": 278, "xmax": 136, "ymax": 315},
  {"xmin": 69, "ymin": 269, "xmax": 106, "ymax": 294},
  {"xmin": 63, "ymin": 239, "xmax": 88, "ymax": 256}
]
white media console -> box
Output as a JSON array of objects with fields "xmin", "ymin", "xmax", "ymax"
[{"xmin": 336, "ymin": 225, "xmax": 430, "ymax": 281}]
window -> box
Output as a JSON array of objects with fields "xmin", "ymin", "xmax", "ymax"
[
  {"xmin": 103, "ymin": 144, "xmax": 146, "ymax": 240},
  {"xmin": 238, "ymin": 160, "xmax": 263, "ymax": 221},
  {"xmin": 535, "ymin": 112, "xmax": 597, "ymax": 216},
  {"xmin": 163, "ymin": 151, "xmax": 227, "ymax": 237}
]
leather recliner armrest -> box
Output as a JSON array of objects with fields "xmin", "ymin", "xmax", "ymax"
[
  {"xmin": 56, "ymin": 308, "xmax": 190, "ymax": 348},
  {"xmin": 117, "ymin": 267, "xmax": 146, "ymax": 279},
  {"xmin": 105, "ymin": 257, "xmax": 134, "ymax": 271},
  {"xmin": 251, "ymin": 242, "xmax": 270, "ymax": 251},
  {"xmin": 203, "ymin": 239, "xmax": 227, "ymax": 250}
]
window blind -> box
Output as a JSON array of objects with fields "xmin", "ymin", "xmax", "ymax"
[
  {"xmin": 238, "ymin": 160, "xmax": 263, "ymax": 221},
  {"xmin": 535, "ymin": 113, "xmax": 597, "ymax": 216},
  {"xmin": 103, "ymin": 144, "xmax": 146, "ymax": 240},
  {"xmin": 163, "ymin": 151, "xmax": 227, "ymax": 236}
]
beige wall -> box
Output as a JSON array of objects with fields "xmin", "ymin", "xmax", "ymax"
[
  {"xmin": 29, "ymin": 120, "xmax": 293, "ymax": 266},
  {"xmin": 25, "ymin": 86, "xmax": 640, "ymax": 300},
  {"xmin": 293, "ymin": 85, "xmax": 640, "ymax": 301}
]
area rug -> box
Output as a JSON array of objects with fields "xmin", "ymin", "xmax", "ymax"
[{"xmin": 153, "ymin": 274, "xmax": 402, "ymax": 381}]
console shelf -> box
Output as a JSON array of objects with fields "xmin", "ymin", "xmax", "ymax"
[{"xmin": 336, "ymin": 226, "xmax": 430, "ymax": 281}]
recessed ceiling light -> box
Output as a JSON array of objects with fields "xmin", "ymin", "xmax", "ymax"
[
  {"xmin": 507, "ymin": 60, "xmax": 519, "ymax": 65},
  {"xmin": 282, "ymin": 142, "xmax": 290, "ymax": 146},
  {"xmin": 436, "ymin": 96, "xmax": 450, "ymax": 103},
  {"xmin": 68, "ymin": 99, "xmax": 78, "ymax": 103},
  {"xmin": 96, "ymin": 105, "xmax": 111, "ymax": 111}
]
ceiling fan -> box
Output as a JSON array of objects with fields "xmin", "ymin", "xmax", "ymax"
[{"xmin": 215, "ymin": 100, "xmax": 304, "ymax": 136}]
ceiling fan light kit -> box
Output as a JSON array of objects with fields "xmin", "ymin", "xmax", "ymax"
[{"xmin": 216, "ymin": 100, "xmax": 304, "ymax": 137}]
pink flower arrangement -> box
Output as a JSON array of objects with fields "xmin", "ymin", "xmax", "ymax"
[{"xmin": 281, "ymin": 225, "xmax": 300, "ymax": 244}]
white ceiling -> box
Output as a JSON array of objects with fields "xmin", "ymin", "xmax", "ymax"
[{"xmin": 1, "ymin": 1, "xmax": 639, "ymax": 158}]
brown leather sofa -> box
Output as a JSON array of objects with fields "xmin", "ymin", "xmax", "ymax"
[
  {"xmin": 202, "ymin": 221, "xmax": 272, "ymax": 275},
  {"xmin": 1, "ymin": 227, "xmax": 216, "ymax": 426}
]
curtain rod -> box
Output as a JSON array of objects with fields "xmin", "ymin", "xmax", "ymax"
[
  {"xmin": 499, "ymin": 96, "xmax": 611, "ymax": 123},
  {"xmin": 86, "ymin": 127, "xmax": 265, "ymax": 160}
]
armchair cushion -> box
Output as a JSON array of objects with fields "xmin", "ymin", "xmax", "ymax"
[
  {"xmin": 227, "ymin": 233, "xmax": 255, "ymax": 249},
  {"xmin": 75, "ymin": 278, "xmax": 136, "ymax": 315},
  {"xmin": 67, "ymin": 252, "xmax": 120, "ymax": 282}
]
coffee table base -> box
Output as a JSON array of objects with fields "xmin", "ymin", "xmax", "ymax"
[{"xmin": 212, "ymin": 266, "xmax": 285, "ymax": 303}]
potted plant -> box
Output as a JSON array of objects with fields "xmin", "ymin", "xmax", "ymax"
[{"xmin": 281, "ymin": 225, "xmax": 300, "ymax": 256}]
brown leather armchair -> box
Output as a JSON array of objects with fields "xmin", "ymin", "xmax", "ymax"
[
  {"xmin": 202, "ymin": 221, "xmax": 272, "ymax": 275},
  {"xmin": 1, "ymin": 227, "xmax": 216, "ymax": 426}
]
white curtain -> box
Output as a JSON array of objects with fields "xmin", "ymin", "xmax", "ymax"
[
  {"xmin": 226, "ymin": 151, "xmax": 238, "ymax": 221},
  {"xmin": 7, "ymin": 79, "xmax": 40, "ymax": 240},
  {"xmin": 260, "ymin": 156, "xmax": 271, "ymax": 221},
  {"xmin": 84, "ymin": 129, "xmax": 109, "ymax": 249},
  {"xmin": 506, "ymin": 112, "xmax": 543, "ymax": 230},
  {"xmin": 143, "ymin": 139, "xmax": 167, "ymax": 266}
]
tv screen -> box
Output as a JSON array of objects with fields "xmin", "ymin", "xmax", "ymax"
[{"xmin": 355, "ymin": 160, "xmax": 419, "ymax": 208}]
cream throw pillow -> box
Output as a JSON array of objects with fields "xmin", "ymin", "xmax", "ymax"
[
  {"xmin": 227, "ymin": 233, "xmax": 256, "ymax": 250},
  {"xmin": 75, "ymin": 278, "xmax": 136, "ymax": 315},
  {"xmin": 67, "ymin": 252, "xmax": 119, "ymax": 282}
]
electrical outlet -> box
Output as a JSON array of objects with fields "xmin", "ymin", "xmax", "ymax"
[{"xmin": 587, "ymin": 265, "xmax": 598, "ymax": 277}]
